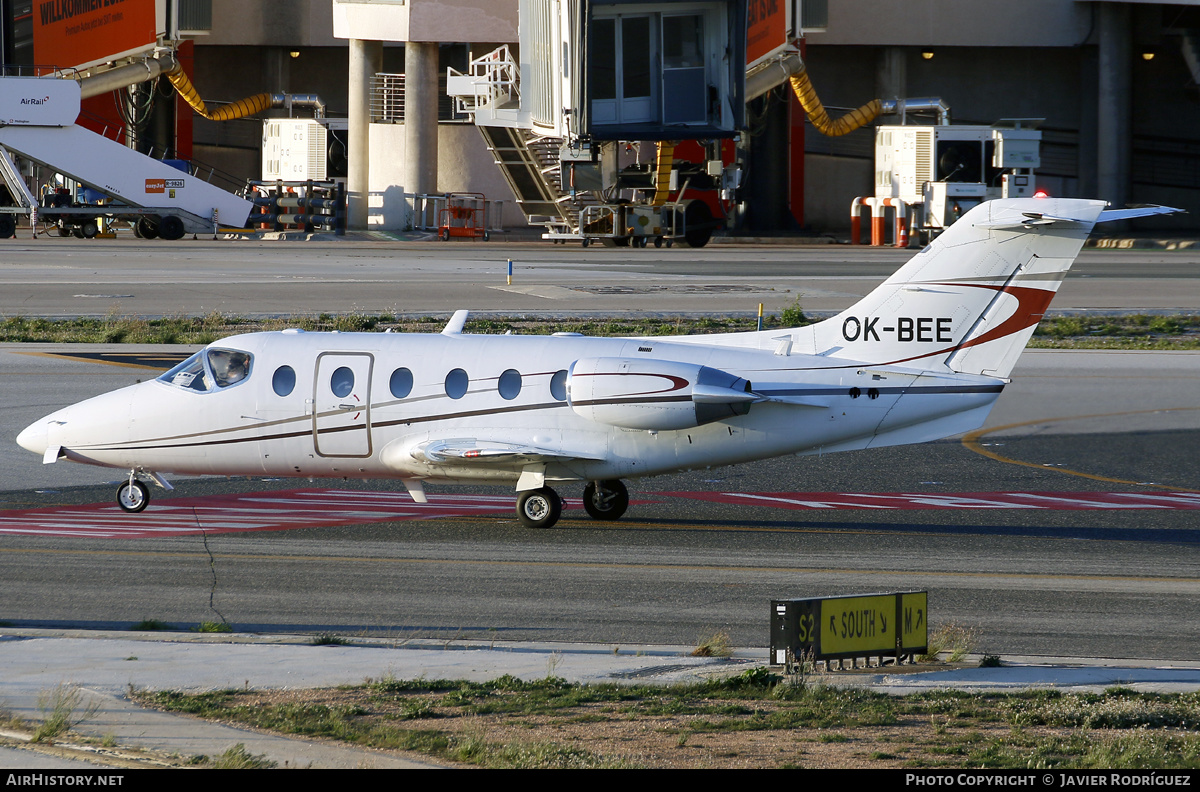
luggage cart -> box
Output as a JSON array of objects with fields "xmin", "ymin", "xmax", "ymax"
[{"xmin": 438, "ymin": 192, "xmax": 489, "ymax": 241}]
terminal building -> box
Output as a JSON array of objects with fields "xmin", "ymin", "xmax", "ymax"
[{"xmin": 0, "ymin": 0, "xmax": 1196, "ymax": 234}]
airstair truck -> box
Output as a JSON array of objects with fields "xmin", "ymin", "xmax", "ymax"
[{"xmin": 0, "ymin": 76, "xmax": 253, "ymax": 239}]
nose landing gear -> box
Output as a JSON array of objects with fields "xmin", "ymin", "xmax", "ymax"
[
  {"xmin": 116, "ymin": 476, "xmax": 149, "ymax": 513},
  {"xmin": 115, "ymin": 471, "xmax": 172, "ymax": 513}
]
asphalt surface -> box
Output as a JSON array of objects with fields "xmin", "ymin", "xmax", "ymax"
[
  {"xmin": 1, "ymin": 235, "xmax": 1200, "ymax": 319},
  {"xmin": 2, "ymin": 236, "xmax": 1200, "ymax": 768}
]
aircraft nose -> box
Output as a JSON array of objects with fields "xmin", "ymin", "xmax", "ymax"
[{"xmin": 16, "ymin": 418, "xmax": 49, "ymax": 456}]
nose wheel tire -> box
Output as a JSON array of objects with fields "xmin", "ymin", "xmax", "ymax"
[
  {"xmin": 116, "ymin": 480, "xmax": 150, "ymax": 513},
  {"xmin": 517, "ymin": 487, "xmax": 562, "ymax": 529},
  {"xmin": 582, "ymin": 480, "xmax": 629, "ymax": 521}
]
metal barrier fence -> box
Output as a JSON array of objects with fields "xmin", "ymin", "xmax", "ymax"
[{"xmin": 407, "ymin": 193, "xmax": 506, "ymax": 233}]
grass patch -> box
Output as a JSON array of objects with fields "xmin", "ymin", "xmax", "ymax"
[
  {"xmin": 1029, "ymin": 314, "xmax": 1200, "ymax": 349},
  {"xmin": 918, "ymin": 623, "xmax": 979, "ymax": 663},
  {"xmin": 134, "ymin": 678, "xmax": 1200, "ymax": 769},
  {"xmin": 4, "ymin": 312, "xmax": 1200, "ymax": 350},
  {"xmin": 691, "ymin": 630, "xmax": 732, "ymax": 658},
  {"xmin": 191, "ymin": 621, "xmax": 233, "ymax": 633},
  {"xmin": 31, "ymin": 684, "xmax": 100, "ymax": 743},
  {"xmin": 208, "ymin": 743, "xmax": 277, "ymax": 769},
  {"xmin": 311, "ymin": 633, "xmax": 349, "ymax": 646}
]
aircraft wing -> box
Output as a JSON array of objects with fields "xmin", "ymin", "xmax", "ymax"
[{"xmin": 410, "ymin": 438, "xmax": 607, "ymax": 466}]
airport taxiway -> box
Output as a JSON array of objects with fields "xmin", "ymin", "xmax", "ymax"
[
  {"xmin": 2, "ymin": 238, "xmax": 1199, "ymax": 768},
  {"xmin": 1, "ymin": 237, "xmax": 1199, "ymax": 318}
]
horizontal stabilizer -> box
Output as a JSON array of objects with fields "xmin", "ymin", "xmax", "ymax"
[
  {"xmin": 975, "ymin": 204, "xmax": 1182, "ymax": 230},
  {"xmin": 1097, "ymin": 205, "xmax": 1183, "ymax": 222}
]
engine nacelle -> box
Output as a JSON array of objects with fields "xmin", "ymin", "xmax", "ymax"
[{"xmin": 567, "ymin": 357, "xmax": 754, "ymax": 431}]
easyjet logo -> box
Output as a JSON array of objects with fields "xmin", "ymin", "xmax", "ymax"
[{"xmin": 145, "ymin": 178, "xmax": 184, "ymax": 193}]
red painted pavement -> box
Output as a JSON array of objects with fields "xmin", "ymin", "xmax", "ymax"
[
  {"xmin": 661, "ymin": 491, "xmax": 1200, "ymax": 511},
  {"xmin": 2, "ymin": 489, "xmax": 1198, "ymax": 539}
]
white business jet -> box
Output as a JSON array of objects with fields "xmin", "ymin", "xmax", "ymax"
[{"xmin": 16, "ymin": 198, "xmax": 1176, "ymax": 528}]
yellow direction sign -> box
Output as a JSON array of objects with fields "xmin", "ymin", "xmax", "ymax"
[
  {"xmin": 901, "ymin": 591, "xmax": 928, "ymax": 653},
  {"xmin": 770, "ymin": 591, "xmax": 928, "ymax": 665},
  {"xmin": 820, "ymin": 594, "xmax": 896, "ymax": 656}
]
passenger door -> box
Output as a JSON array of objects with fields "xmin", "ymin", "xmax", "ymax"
[{"xmin": 312, "ymin": 352, "xmax": 374, "ymax": 458}]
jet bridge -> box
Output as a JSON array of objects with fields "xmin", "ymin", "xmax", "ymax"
[
  {"xmin": 0, "ymin": 77, "xmax": 253, "ymax": 239},
  {"xmin": 448, "ymin": 0, "xmax": 891, "ymax": 245}
]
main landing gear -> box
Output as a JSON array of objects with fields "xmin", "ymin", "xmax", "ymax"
[
  {"xmin": 516, "ymin": 487, "xmax": 562, "ymax": 529},
  {"xmin": 582, "ymin": 479, "xmax": 629, "ymax": 520},
  {"xmin": 515, "ymin": 479, "xmax": 630, "ymax": 529}
]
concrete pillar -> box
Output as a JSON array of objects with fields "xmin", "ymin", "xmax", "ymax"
[
  {"xmin": 264, "ymin": 47, "xmax": 290, "ymax": 94},
  {"xmin": 1076, "ymin": 46, "xmax": 1099, "ymax": 199},
  {"xmin": 348, "ymin": 38, "xmax": 382, "ymax": 230},
  {"xmin": 1097, "ymin": 2, "xmax": 1131, "ymax": 210},
  {"xmin": 876, "ymin": 47, "xmax": 906, "ymax": 104},
  {"xmin": 404, "ymin": 41, "xmax": 440, "ymax": 216}
]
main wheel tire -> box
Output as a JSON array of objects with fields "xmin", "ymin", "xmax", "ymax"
[
  {"xmin": 81, "ymin": 219, "xmax": 98, "ymax": 239},
  {"xmin": 582, "ymin": 480, "xmax": 629, "ymax": 521},
  {"xmin": 136, "ymin": 216, "xmax": 160, "ymax": 239},
  {"xmin": 159, "ymin": 215, "xmax": 185, "ymax": 241},
  {"xmin": 116, "ymin": 480, "xmax": 149, "ymax": 513},
  {"xmin": 517, "ymin": 487, "xmax": 562, "ymax": 529}
]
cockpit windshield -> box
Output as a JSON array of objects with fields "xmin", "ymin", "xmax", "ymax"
[
  {"xmin": 158, "ymin": 348, "xmax": 253, "ymax": 392},
  {"xmin": 207, "ymin": 349, "xmax": 252, "ymax": 387}
]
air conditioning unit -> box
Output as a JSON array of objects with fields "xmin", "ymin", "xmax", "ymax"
[
  {"xmin": 875, "ymin": 122, "xmax": 1041, "ymax": 234},
  {"xmin": 261, "ymin": 118, "xmax": 348, "ymax": 181}
]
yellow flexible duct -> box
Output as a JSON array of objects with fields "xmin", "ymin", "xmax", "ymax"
[
  {"xmin": 789, "ymin": 67, "xmax": 881, "ymax": 137},
  {"xmin": 166, "ymin": 66, "xmax": 273, "ymax": 121},
  {"xmin": 653, "ymin": 141, "xmax": 675, "ymax": 206}
]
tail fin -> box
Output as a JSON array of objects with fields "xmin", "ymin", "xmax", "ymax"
[{"xmin": 811, "ymin": 198, "xmax": 1106, "ymax": 378}]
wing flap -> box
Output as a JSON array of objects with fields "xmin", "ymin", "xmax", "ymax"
[{"xmin": 412, "ymin": 438, "xmax": 606, "ymax": 465}]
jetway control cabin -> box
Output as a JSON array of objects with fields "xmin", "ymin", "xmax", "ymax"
[
  {"xmin": 511, "ymin": 0, "xmax": 746, "ymax": 143},
  {"xmin": 582, "ymin": 0, "xmax": 746, "ymax": 140}
]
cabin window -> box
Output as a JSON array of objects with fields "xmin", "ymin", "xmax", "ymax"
[
  {"xmin": 158, "ymin": 351, "xmax": 211, "ymax": 392},
  {"xmin": 389, "ymin": 367, "xmax": 413, "ymax": 399},
  {"xmin": 331, "ymin": 366, "xmax": 355, "ymax": 397},
  {"xmin": 272, "ymin": 365, "xmax": 296, "ymax": 396},
  {"xmin": 445, "ymin": 368, "xmax": 469, "ymax": 399},
  {"xmin": 550, "ymin": 369, "xmax": 568, "ymax": 401},
  {"xmin": 208, "ymin": 349, "xmax": 252, "ymax": 388},
  {"xmin": 498, "ymin": 369, "xmax": 522, "ymax": 400}
]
